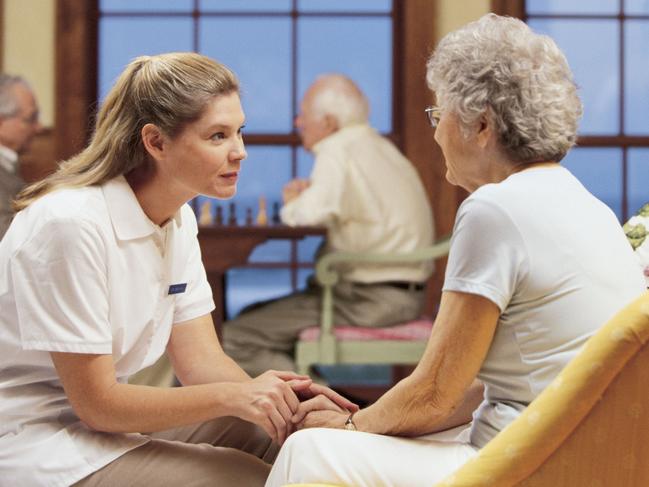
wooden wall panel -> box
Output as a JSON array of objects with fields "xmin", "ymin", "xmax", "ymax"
[{"xmin": 400, "ymin": 0, "xmax": 462, "ymax": 312}]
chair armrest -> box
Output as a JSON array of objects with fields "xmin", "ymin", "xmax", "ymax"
[
  {"xmin": 315, "ymin": 236, "xmax": 451, "ymax": 287},
  {"xmin": 312, "ymin": 236, "xmax": 451, "ymax": 363}
]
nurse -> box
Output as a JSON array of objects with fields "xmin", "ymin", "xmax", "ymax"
[{"xmin": 0, "ymin": 52, "xmax": 354, "ymax": 486}]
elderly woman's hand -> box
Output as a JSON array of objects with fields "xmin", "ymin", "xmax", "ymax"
[
  {"xmin": 294, "ymin": 382, "xmax": 359, "ymax": 413},
  {"xmin": 294, "ymin": 408, "xmax": 350, "ymax": 430}
]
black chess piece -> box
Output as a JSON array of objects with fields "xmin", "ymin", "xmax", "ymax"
[
  {"xmin": 245, "ymin": 207, "xmax": 253, "ymax": 226},
  {"xmin": 228, "ymin": 202, "xmax": 237, "ymax": 226},
  {"xmin": 215, "ymin": 205, "xmax": 223, "ymax": 225},
  {"xmin": 272, "ymin": 201, "xmax": 281, "ymax": 225}
]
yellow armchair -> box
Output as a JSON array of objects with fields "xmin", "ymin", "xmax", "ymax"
[{"xmin": 284, "ymin": 290, "xmax": 649, "ymax": 487}]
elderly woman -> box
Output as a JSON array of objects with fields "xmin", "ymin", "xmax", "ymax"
[{"xmin": 265, "ymin": 14, "xmax": 646, "ymax": 487}]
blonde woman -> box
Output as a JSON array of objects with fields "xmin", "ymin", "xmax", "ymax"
[{"xmin": 0, "ymin": 52, "xmax": 354, "ymax": 486}]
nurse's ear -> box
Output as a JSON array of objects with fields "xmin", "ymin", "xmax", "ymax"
[{"xmin": 141, "ymin": 123, "xmax": 166, "ymax": 162}]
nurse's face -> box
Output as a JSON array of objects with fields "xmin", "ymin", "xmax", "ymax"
[{"xmin": 159, "ymin": 92, "xmax": 247, "ymax": 200}]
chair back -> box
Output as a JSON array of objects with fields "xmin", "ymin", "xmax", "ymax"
[{"xmin": 436, "ymin": 291, "xmax": 649, "ymax": 487}]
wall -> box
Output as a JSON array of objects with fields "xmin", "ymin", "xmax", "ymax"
[
  {"xmin": 438, "ymin": 0, "xmax": 490, "ymax": 37},
  {"xmin": 1, "ymin": 0, "xmax": 55, "ymax": 127}
]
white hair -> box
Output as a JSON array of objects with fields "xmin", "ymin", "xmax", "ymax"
[
  {"xmin": 426, "ymin": 14, "xmax": 583, "ymax": 163},
  {"xmin": 310, "ymin": 74, "xmax": 369, "ymax": 128},
  {"xmin": 0, "ymin": 74, "xmax": 30, "ymax": 118}
]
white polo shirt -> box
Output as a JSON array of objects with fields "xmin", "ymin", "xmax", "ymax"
[{"xmin": 0, "ymin": 176, "xmax": 215, "ymax": 486}]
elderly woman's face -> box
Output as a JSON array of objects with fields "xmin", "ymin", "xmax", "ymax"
[{"xmin": 434, "ymin": 110, "xmax": 483, "ymax": 192}]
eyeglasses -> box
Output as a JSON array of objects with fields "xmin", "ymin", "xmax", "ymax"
[
  {"xmin": 424, "ymin": 106, "xmax": 442, "ymax": 128},
  {"xmin": 6, "ymin": 110, "xmax": 39, "ymax": 126}
]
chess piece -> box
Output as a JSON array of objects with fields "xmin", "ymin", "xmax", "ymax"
[
  {"xmin": 198, "ymin": 200, "xmax": 212, "ymax": 225},
  {"xmin": 228, "ymin": 202, "xmax": 238, "ymax": 226},
  {"xmin": 245, "ymin": 207, "xmax": 253, "ymax": 226},
  {"xmin": 272, "ymin": 201, "xmax": 281, "ymax": 225},
  {"xmin": 256, "ymin": 196, "xmax": 268, "ymax": 226},
  {"xmin": 215, "ymin": 205, "xmax": 224, "ymax": 225}
]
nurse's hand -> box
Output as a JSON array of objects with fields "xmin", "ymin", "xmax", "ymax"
[
  {"xmin": 233, "ymin": 370, "xmax": 312, "ymax": 445},
  {"xmin": 295, "ymin": 382, "xmax": 359, "ymax": 414},
  {"xmin": 290, "ymin": 393, "xmax": 347, "ymax": 426}
]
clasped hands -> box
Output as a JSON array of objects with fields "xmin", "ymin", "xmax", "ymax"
[{"xmin": 238, "ymin": 370, "xmax": 358, "ymax": 445}]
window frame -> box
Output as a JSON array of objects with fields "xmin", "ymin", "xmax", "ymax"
[{"xmin": 493, "ymin": 0, "xmax": 649, "ymax": 221}]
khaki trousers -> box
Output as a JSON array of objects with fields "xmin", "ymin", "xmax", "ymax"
[
  {"xmin": 222, "ymin": 278, "xmax": 424, "ymax": 377},
  {"xmin": 75, "ymin": 417, "xmax": 279, "ymax": 487}
]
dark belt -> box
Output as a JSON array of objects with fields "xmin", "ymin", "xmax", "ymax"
[{"xmin": 381, "ymin": 281, "xmax": 426, "ymax": 291}]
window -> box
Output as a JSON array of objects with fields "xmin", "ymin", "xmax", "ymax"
[
  {"xmin": 523, "ymin": 0, "xmax": 649, "ymax": 221},
  {"xmin": 98, "ymin": 0, "xmax": 396, "ymax": 317}
]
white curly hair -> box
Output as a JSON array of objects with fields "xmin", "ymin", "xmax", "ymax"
[{"xmin": 426, "ymin": 14, "xmax": 583, "ymax": 163}]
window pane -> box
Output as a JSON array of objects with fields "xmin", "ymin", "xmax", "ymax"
[
  {"xmin": 628, "ymin": 148, "xmax": 649, "ymax": 217},
  {"xmin": 625, "ymin": 0, "xmax": 649, "ymax": 14},
  {"xmin": 297, "ymin": 268, "xmax": 314, "ymax": 288},
  {"xmin": 200, "ymin": 18, "xmax": 292, "ymax": 133},
  {"xmin": 625, "ymin": 20, "xmax": 649, "ymax": 135},
  {"xmin": 249, "ymin": 241, "xmax": 291, "ymax": 263},
  {"xmin": 226, "ymin": 268, "xmax": 291, "ymax": 319},
  {"xmin": 99, "ymin": 18, "xmax": 193, "ymax": 100},
  {"xmin": 318, "ymin": 365, "xmax": 392, "ymax": 386},
  {"xmin": 232, "ymin": 145, "xmax": 291, "ymax": 225},
  {"xmin": 200, "ymin": 0, "xmax": 292, "ymax": 12},
  {"xmin": 298, "ymin": 0, "xmax": 392, "ymax": 13},
  {"xmin": 298, "ymin": 236, "xmax": 324, "ymax": 262},
  {"xmin": 297, "ymin": 147, "xmax": 315, "ymax": 179},
  {"xmin": 297, "ymin": 17, "xmax": 392, "ymax": 133},
  {"xmin": 100, "ymin": 0, "xmax": 193, "ymax": 12},
  {"xmin": 562, "ymin": 147, "xmax": 623, "ymax": 220},
  {"xmin": 526, "ymin": 0, "xmax": 619, "ymax": 15},
  {"xmin": 528, "ymin": 19, "xmax": 619, "ymax": 135}
]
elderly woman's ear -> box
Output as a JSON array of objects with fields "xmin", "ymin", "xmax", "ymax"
[{"xmin": 475, "ymin": 112, "xmax": 494, "ymax": 149}]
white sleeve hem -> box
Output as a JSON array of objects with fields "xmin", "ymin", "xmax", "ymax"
[
  {"xmin": 172, "ymin": 298, "xmax": 215, "ymax": 325},
  {"xmin": 21, "ymin": 340, "xmax": 113, "ymax": 354},
  {"xmin": 443, "ymin": 278, "xmax": 507, "ymax": 312}
]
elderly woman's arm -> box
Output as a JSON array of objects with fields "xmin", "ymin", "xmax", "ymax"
[{"xmin": 297, "ymin": 291, "xmax": 499, "ymax": 436}]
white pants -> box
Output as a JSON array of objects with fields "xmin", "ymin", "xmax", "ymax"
[{"xmin": 265, "ymin": 424, "xmax": 478, "ymax": 487}]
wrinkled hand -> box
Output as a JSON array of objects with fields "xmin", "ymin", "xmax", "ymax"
[
  {"xmin": 234, "ymin": 370, "xmax": 312, "ymax": 445},
  {"xmin": 296, "ymin": 409, "xmax": 349, "ymax": 430},
  {"xmin": 282, "ymin": 178, "xmax": 310, "ymax": 204}
]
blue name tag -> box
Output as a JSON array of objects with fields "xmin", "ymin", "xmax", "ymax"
[{"xmin": 168, "ymin": 283, "xmax": 187, "ymax": 295}]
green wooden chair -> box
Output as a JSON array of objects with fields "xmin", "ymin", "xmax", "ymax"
[{"xmin": 295, "ymin": 237, "xmax": 451, "ymax": 375}]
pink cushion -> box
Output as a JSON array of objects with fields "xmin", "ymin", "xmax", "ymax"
[{"xmin": 298, "ymin": 318, "xmax": 433, "ymax": 342}]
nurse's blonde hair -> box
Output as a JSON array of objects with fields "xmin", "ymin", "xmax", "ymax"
[{"xmin": 14, "ymin": 52, "xmax": 239, "ymax": 210}]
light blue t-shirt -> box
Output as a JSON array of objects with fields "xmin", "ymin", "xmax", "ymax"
[{"xmin": 443, "ymin": 166, "xmax": 645, "ymax": 448}]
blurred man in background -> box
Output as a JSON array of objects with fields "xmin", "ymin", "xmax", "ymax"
[
  {"xmin": 0, "ymin": 74, "xmax": 41, "ymax": 239},
  {"xmin": 223, "ymin": 74, "xmax": 434, "ymax": 377}
]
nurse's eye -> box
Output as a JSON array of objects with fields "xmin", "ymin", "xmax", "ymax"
[{"xmin": 211, "ymin": 132, "xmax": 226, "ymax": 141}]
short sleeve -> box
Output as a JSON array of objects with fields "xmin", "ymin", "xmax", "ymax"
[
  {"xmin": 443, "ymin": 196, "xmax": 528, "ymax": 311},
  {"xmin": 11, "ymin": 219, "xmax": 112, "ymax": 353},
  {"xmin": 172, "ymin": 207, "xmax": 215, "ymax": 324}
]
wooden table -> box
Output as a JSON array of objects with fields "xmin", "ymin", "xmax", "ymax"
[{"xmin": 197, "ymin": 224, "xmax": 326, "ymax": 328}]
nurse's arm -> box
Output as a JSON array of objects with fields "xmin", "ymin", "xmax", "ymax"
[
  {"xmin": 166, "ymin": 312, "xmax": 250, "ymax": 385},
  {"xmin": 353, "ymin": 291, "xmax": 499, "ymax": 436},
  {"xmin": 50, "ymin": 325, "xmax": 310, "ymax": 444}
]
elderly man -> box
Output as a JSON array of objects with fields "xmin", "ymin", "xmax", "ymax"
[
  {"xmin": 223, "ymin": 74, "xmax": 434, "ymax": 377},
  {"xmin": 0, "ymin": 74, "xmax": 41, "ymax": 238}
]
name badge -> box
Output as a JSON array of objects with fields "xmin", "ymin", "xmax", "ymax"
[{"xmin": 168, "ymin": 283, "xmax": 187, "ymax": 295}]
